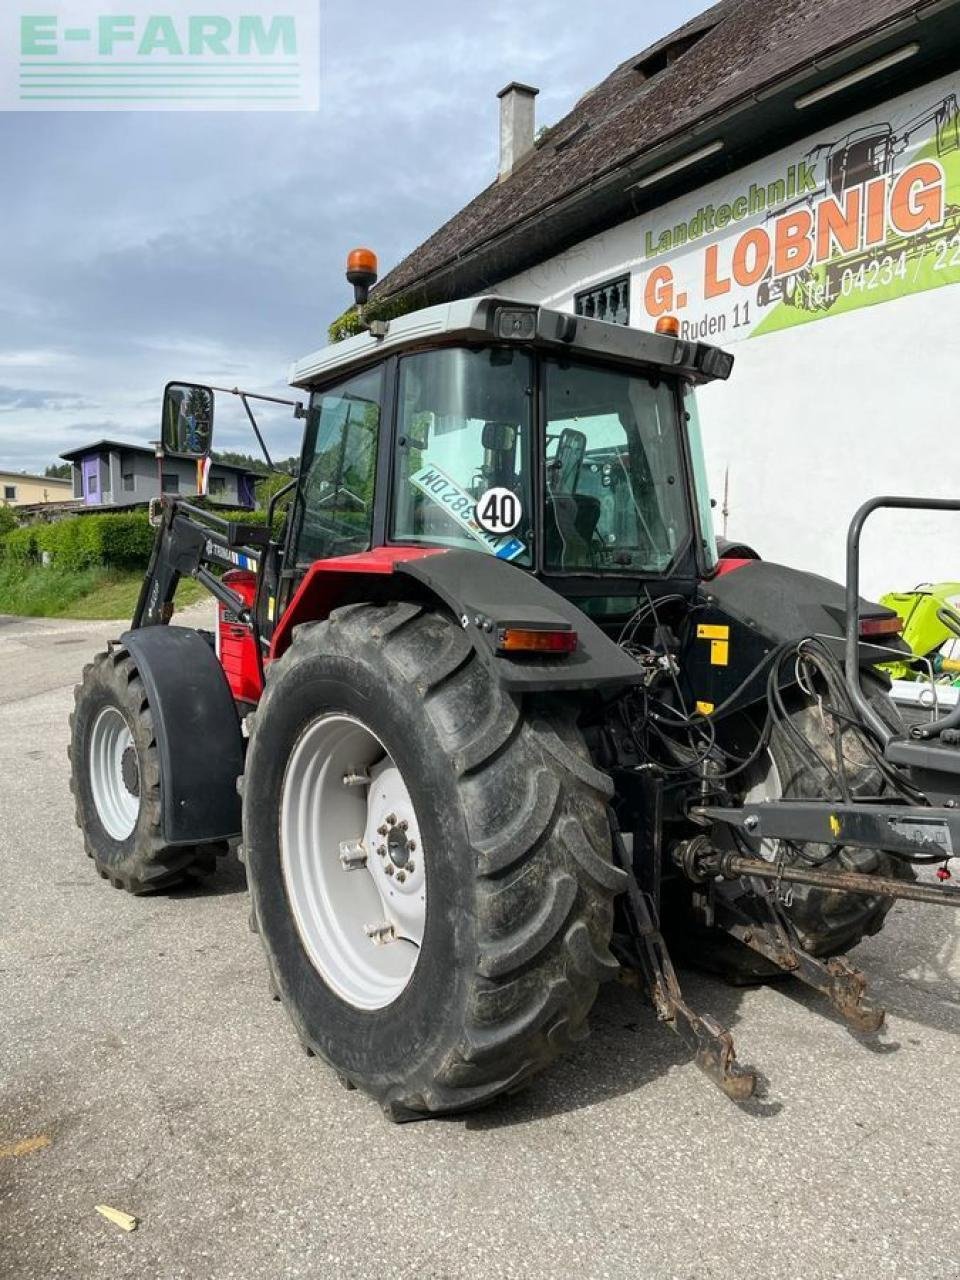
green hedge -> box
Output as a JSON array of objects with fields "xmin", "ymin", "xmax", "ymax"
[
  {"xmin": 0, "ymin": 512, "xmax": 155, "ymax": 571},
  {"xmin": 0, "ymin": 506, "xmax": 275, "ymax": 572}
]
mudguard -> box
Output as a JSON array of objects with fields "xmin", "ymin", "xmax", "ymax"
[
  {"xmin": 120, "ymin": 625, "xmax": 244, "ymax": 845},
  {"xmin": 397, "ymin": 549, "xmax": 642, "ymax": 694},
  {"xmin": 715, "ymin": 536, "xmax": 760, "ymax": 561},
  {"xmin": 699, "ymin": 560, "xmax": 897, "ymax": 643},
  {"xmin": 686, "ymin": 560, "xmax": 904, "ymax": 716}
]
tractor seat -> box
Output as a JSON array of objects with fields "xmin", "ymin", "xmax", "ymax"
[{"xmin": 545, "ymin": 493, "xmax": 602, "ymax": 568}]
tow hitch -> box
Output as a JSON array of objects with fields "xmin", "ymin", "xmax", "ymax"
[{"xmin": 675, "ymin": 816, "xmax": 960, "ymax": 1035}]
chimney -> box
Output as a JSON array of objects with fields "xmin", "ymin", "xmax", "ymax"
[{"xmin": 497, "ymin": 82, "xmax": 539, "ymax": 180}]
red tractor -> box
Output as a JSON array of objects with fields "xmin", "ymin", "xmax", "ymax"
[{"xmin": 70, "ymin": 251, "xmax": 960, "ymax": 1119}]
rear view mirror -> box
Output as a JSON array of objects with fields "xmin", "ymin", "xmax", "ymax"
[
  {"xmin": 556, "ymin": 427, "xmax": 587, "ymax": 490},
  {"xmin": 482, "ymin": 421, "xmax": 517, "ymax": 452},
  {"xmin": 162, "ymin": 382, "xmax": 214, "ymax": 458}
]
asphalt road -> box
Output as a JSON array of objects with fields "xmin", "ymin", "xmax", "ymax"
[{"xmin": 3, "ymin": 612, "xmax": 960, "ymax": 1279}]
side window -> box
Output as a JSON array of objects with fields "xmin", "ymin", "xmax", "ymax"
[{"xmin": 295, "ymin": 365, "xmax": 382, "ymax": 564}]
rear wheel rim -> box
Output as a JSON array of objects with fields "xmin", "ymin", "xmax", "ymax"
[
  {"xmin": 89, "ymin": 705, "xmax": 140, "ymax": 841},
  {"xmin": 280, "ymin": 713, "xmax": 426, "ymax": 1011},
  {"xmin": 743, "ymin": 753, "xmax": 783, "ymax": 862}
]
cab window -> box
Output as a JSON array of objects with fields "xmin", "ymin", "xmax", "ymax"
[
  {"xmin": 391, "ymin": 347, "xmax": 534, "ymax": 565},
  {"xmin": 544, "ymin": 358, "xmax": 689, "ymax": 573},
  {"xmin": 294, "ymin": 365, "xmax": 382, "ymax": 564}
]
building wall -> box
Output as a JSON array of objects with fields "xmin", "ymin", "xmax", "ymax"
[
  {"xmin": 70, "ymin": 451, "xmax": 250, "ymax": 507},
  {"xmin": 0, "ymin": 472, "xmax": 73, "ymax": 506},
  {"xmin": 492, "ymin": 70, "xmax": 960, "ymax": 598}
]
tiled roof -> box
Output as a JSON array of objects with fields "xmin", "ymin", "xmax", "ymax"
[{"xmin": 378, "ymin": 0, "xmax": 949, "ymax": 300}]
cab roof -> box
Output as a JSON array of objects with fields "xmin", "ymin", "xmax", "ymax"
[{"xmin": 290, "ymin": 296, "xmax": 734, "ymax": 390}]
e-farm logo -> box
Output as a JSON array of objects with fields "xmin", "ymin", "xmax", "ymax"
[{"xmin": 5, "ymin": 2, "xmax": 319, "ymax": 110}]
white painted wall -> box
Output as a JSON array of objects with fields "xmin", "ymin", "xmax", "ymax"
[{"xmin": 492, "ymin": 71, "xmax": 960, "ymax": 599}]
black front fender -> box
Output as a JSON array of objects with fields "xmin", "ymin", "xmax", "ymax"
[{"xmin": 121, "ymin": 626, "xmax": 243, "ymax": 845}]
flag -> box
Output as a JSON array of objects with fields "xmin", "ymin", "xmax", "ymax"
[{"xmin": 197, "ymin": 456, "xmax": 212, "ymax": 496}]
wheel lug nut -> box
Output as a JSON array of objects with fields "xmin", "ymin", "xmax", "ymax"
[
  {"xmin": 377, "ymin": 825, "xmax": 388, "ymax": 837},
  {"xmin": 377, "ymin": 845, "xmax": 386, "ymax": 857},
  {"xmin": 386, "ymin": 813, "xmax": 396, "ymax": 825},
  {"xmin": 408, "ymin": 839, "xmax": 417, "ymax": 852},
  {"xmin": 399, "ymin": 820, "xmax": 408, "ymax": 832},
  {"xmin": 406, "ymin": 863, "xmax": 415, "ymax": 874},
  {"xmin": 396, "ymin": 871, "xmax": 406, "ymax": 884},
  {"xmin": 385, "ymin": 864, "xmax": 395, "ymax": 876}
]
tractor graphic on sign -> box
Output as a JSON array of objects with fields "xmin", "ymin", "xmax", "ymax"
[{"xmin": 756, "ymin": 93, "xmax": 960, "ymax": 313}]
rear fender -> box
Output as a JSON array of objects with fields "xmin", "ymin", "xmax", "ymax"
[
  {"xmin": 270, "ymin": 547, "xmax": 642, "ymax": 695},
  {"xmin": 687, "ymin": 560, "xmax": 904, "ymax": 716}
]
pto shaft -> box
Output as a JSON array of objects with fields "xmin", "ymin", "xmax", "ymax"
[{"xmin": 683, "ymin": 845, "xmax": 960, "ymax": 908}]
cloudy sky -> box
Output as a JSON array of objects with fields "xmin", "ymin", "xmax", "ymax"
[{"xmin": 0, "ymin": 0, "xmax": 704, "ymax": 473}]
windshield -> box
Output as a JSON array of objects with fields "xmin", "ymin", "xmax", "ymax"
[
  {"xmin": 391, "ymin": 346, "xmax": 534, "ymax": 564},
  {"xmin": 544, "ymin": 358, "xmax": 690, "ymax": 573}
]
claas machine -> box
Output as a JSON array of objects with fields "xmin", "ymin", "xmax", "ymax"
[{"xmin": 69, "ymin": 250, "xmax": 960, "ymax": 1118}]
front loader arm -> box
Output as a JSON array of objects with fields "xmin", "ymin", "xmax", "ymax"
[{"xmin": 132, "ymin": 497, "xmax": 267, "ymax": 628}]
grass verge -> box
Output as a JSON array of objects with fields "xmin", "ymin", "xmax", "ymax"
[{"xmin": 0, "ymin": 564, "xmax": 209, "ymax": 620}]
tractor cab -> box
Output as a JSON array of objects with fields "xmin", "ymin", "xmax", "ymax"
[{"xmin": 280, "ymin": 294, "xmax": 732, "ymax": 625}]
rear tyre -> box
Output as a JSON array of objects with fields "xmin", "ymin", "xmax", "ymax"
[
  {"xmin": 242, "ymin": 602, "xmax": 626, "ymax": 1119},
  {"xmin": 751, "ymin": 673, "xmax": 914, "ymax": 956},
  {"xmin": 69, "ymin": 645, "xmax": 222, "ymax": 892}
]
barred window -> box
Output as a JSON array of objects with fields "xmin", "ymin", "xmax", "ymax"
[{"xmin": 574, "ymin": 276, "xmax": 630, "ymax": 326}]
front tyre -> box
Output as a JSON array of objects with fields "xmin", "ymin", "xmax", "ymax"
[
  {"xmin": 242, "ymin": 602, "xmax": 626, "ymax": 1119},
  {"xmin": 69, "ymin": 645, "xmax": 221, "ymax": 892}
]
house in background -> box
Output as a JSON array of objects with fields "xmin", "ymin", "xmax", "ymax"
[
  {"xmin": 374, "ymin": 0, "xmax": 960, "ymax": 595},
  {"xmin": 0, "ymin": 469, "xmax": 73, "ymax": 507},
  {"xmin": 59, "ymin": 439, "xmax": 259, "ymax": 509}
]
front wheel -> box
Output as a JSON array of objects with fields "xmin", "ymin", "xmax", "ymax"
[
  {"xmin": 69, "ymin": 645, "xmax": 221, "ymax": 891},
  {"xmin": 242, "ymin": 602, "xmax": 626, "ymax": 1119}
]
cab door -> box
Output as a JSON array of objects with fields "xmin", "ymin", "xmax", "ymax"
[{"xmin": 283, "ymin": 363, "xmax": 385, "ymax": 575}]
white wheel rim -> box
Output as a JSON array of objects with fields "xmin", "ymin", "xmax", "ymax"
[
  {"xmin": 89, "ymin": 705, "xmax": 140, "ymax": 841},
  {"xmin": 280, "ymin": 713, "xmax": 426, "ymax": 1010},
  {"xmin": 744, "ymin": 752, "xmax": 783, "ymax": 862}
]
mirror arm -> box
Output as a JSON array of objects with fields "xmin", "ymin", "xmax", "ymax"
[
  {"xmin": 205, "ymin": 385, "xmax": 306, "ymax": 476},
  {"xmin": 238, "ymin": 393, "xmax": 275, "ymax": 471}
]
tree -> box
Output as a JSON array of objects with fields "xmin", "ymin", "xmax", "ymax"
[{"xmin": 45, "ymin": 463, "xmax": 71, "ymax": 479}]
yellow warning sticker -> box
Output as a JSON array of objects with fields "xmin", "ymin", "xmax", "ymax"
[
  {"xmin": 696, "ymin": 624, "xmax": 730, "ymax": 641},
  {"xmin": 710, "ymin": 639, "xmax": 729, "ymax": 667},
  {"xmin": 696, "ymin": 700, "xmax": 715, "ymax": 715}
]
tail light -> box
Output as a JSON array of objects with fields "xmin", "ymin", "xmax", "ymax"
[
  {"xmin": 859, "ymin": 614, "xmax": 904, "ymax": 638},
  {"xmin": 496, "ymin": 627, "xmax": 578, "ymax": 655}
]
